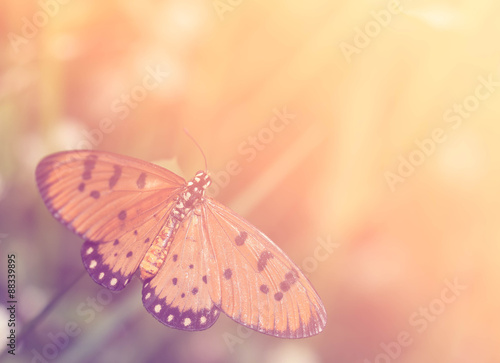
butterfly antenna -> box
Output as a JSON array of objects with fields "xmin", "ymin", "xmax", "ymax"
[{"xmin": 183, "ymin": 128, "xmax": 208, "ymax": 171}]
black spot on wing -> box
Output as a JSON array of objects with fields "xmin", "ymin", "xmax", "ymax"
[
  {"xmin": 260, "ymin": 284, "xmax": 269, "ymax": 294},
  {"xmin": 82, "ymin": 155, "xmax": 97, "ymax": 180},
  {"xmin": 173, "ymin": 254, "xmax": 178, "ymax": 262},
  {"xmin": 277, "ymin": 269, "xmax": 299, "ymax": 293},
  {"xmin": 78, "ymin": 182, "xmax": 85, "ymax": 192},
  {"xmin": 202, "ymin": 275, "xmax": 207, "ymax": 284},
  {"xmin": 126, "ymin": 251, "xmax": 133, "ymax": 258},
  {"xmin": 172, "ymin": 278, "xmax": 177, "ymax": 285},
  {"xmin": 285, "ymin": 269, "xmax": 299, "ymax": 284},
  {"xmin": 257, "ymin": 251, "xmax": 274, "ymax": 272},
  {"xmin": 234, "ymin": 231, "xmax": 247, "ymax": 246},
  {"xmin": 274, "ymin": 292, "xmax": 283, "ymax": 301},
  {"xmin": 113, "ymin": 239, "xmax": 119, "ymax": 245},
  {"xmin": 118, "ymin": 210, "xmax": 127, "ymax": 220},
  {"xmin": 90, "ymin": 190, "xmax": 100, "ymax": 199},
  {"xmin": 223, "ymin": 268, "xmax": 232, "ymax": 279},
  {"xmin": 136, "ymin": 172, "xmax": 147, "ymax": 189},
  {"xmin": 109, "ymin": 165, "xmax": 122, "ymax": 189},
  {"xmin": 279, "ymin": 281, "xmax": 290, "ymax": 292}
]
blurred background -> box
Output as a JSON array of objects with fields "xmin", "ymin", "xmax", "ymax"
[{"xmin": 1, "ymin": 0, "xmax": 500, "ymax": 362}]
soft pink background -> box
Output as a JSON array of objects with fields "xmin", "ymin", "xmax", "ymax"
[{"xmin": 1, "ymin": 1, "xmax": 499, "ymax": 362}]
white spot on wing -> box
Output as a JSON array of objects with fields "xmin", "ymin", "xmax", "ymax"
[
  {"xmin": 183, "ymin": 317, "xmax": 191, "ymax": 326},
  {"xmin": 98, "ymin": 272, "xmax": 104, "ymax": 280},
  {"xmin": 167, "ymin": 314, "xmax": 174, "ymax": 322},
  {"xmin": 200, "ymin": 316, "xmax": 207, "ymax": 324},
  {"xmin": 89, "ymin": 260, "xmax": 97, "ymax": 269},
  {"xmin": 145, "ymin": 292, "xmax": 151, "ymax": 300},
  {"xmin": 86, "ymin": 247, "xmax": 94, "ymax": 255},
  {"xmin": 110, "ymin": 278, "xmax": 117, "ymax": 286},
  {"xmin": 155, "ymin": 304, "xmax": 162, "ymax": 313}
]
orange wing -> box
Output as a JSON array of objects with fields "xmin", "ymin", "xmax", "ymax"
[
  {"xmin": 142, "ymin": 209, "xmax": 220, "ymax": 330},
  {"xmin": 35, "ymin": 150, "xmax": 185, "ymax": 290},
  {"xmin": 202, "ymin": 198, "xmax": 327, "ymax": 338}
]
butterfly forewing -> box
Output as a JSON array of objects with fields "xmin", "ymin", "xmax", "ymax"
[
  {"xmin": 202, "ymin": 199, "xmax": 327, "ymax": 338},
  {"xmin": 142, "ymin": 207, "xmax": 220, "ymax": 331},
  {"xmin": 36, "ymin": 150, "xmax": 185, "ymax": 290}
]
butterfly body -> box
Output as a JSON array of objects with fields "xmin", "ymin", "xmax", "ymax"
[
  {"xmin": 139, "ymin": 223, "xmax": 174, "ymax": 281},
  {"xmin": 36, "ymin": 150, "xmax": 326, "ymax": 338},
  {"xmin": 140, "ymin": 171, "xmax": 211, "ymax": 280}
]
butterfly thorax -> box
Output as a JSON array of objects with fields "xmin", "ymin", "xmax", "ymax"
[
  {"xmin": 139, "ymin": 171, "xmax": 211, "ymax": 281},
  {"xmin": 172, "ymin": 171, "xmax": 211, "ymax": 220}
]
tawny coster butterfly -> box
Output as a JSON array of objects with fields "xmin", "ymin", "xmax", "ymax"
[{"xmin": 35, "ymin": 146, "xmax": 326, "ymax": 338}]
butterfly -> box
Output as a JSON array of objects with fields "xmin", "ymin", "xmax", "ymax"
[{"xmin": 35, "ymin": 149, "xmax": 326, "ymax": 338}]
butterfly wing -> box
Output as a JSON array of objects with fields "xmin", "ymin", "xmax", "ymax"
[
  {"xmin": 142, "ymin": 207, "xmax": 220, "ymax": 331},
  {"xmin": 35, "ymin": 150, "xmax": 185, "ymax": 290},
  {"xmin": 201, "ymin": 198, "xmax": 327, "ymax": 338}
]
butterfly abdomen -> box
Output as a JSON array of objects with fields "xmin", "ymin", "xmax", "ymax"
[
  {"xmin": 139, "ymin": 171, "xmax": 211, "ymax": 281},
  {"xmin": 140, "ymin": 213, "xmax": 183, "ymax": 280}
]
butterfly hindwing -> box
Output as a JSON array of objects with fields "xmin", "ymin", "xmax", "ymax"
[
  {"xmin": 202, "ymin": 199, "xmax": 327, "ymax": 338},
  {"xmin": 142, "ymin": 209, "xmax": 220, "ymax": 330},
  {"xmin": 80, "ymin": 204, "xmax": 174, "ymax": 291},
  {"xmin": 36, "ymin": 150, "xmax": 185, "ymax": 289}
]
